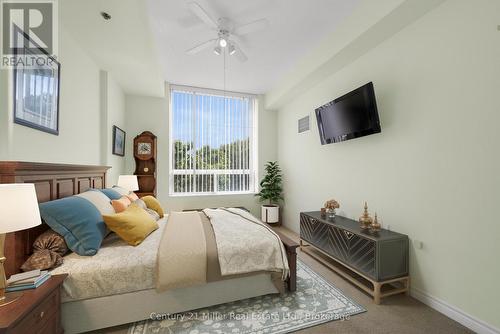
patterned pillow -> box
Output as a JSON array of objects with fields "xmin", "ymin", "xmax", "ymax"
[
  {"xmin": 133, "ymin": 199, "xmax": 160, "ymax": 221},
  {"xmin": 21, "ymin": 230, "xmax": 69, "ymax": 271},
  {"xmin": 141, "ymin": 196, "xmax": 165, "ymax": 218},
  {"xmin": 145, "ymin": 208, "xmax": 160, "ymax": 221}
]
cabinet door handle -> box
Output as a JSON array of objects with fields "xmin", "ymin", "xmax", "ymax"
[{"xmin": 343, "ymin": 230, "xmax": 354, "ymax": 240}]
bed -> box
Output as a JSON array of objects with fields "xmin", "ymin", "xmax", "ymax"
[{"xmin": 0, "ymin": 162, "xmax": 297, "ymax": 334}]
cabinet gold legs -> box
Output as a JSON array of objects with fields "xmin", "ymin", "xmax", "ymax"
[{"xmin": 373, "ymin": 282, "xmax": 381, "ymax": 305}]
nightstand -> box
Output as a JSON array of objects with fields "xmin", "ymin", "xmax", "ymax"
[
  {"xmin": 0, "ymin": 274, "xmax": 67, "ymax": 334},
  {"xmin": 274, "ymin": 230, "xmax": 299, "ymax": 292}
]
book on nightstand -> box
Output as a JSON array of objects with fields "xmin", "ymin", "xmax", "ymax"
[{"xmin": 5, "ymin": 270, "xmax": 51, "ymax": 292}]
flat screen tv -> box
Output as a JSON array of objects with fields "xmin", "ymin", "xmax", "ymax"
[{"xmin": 315, "ymin": 82, "xmax": 381, "ymax": 145}]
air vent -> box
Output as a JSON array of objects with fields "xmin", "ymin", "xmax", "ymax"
[{"xmin": 298, "ymin": 115, "xmax": 310, "ymax": 133}]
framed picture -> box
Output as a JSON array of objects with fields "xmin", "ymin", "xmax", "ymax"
[
  {"xmin": 13, "ymin": 32, "xmax": 60, "ymax": 135},
  {"xmin": 112, "ymin": 126, "xmax": 126, "ymax": 156}
]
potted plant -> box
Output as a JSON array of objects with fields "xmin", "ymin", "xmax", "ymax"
[{"xmin": 256, "ymin": 161, "xmax": 283, "ymax": 224}]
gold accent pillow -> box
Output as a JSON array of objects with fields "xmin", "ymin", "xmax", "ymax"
[
  {"xmin": 103, "ymin": 204, "xmax": 159, "ymax": 246},
  {"xmin": 141, "ymin": 196, "xmax": 165, "ymax": 218}
]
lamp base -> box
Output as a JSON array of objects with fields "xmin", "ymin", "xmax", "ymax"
[{"xmin": 0, "ymin": 291, "xmax": 23, "ymax": 307}]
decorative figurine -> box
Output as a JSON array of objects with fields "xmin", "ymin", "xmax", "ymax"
[
  {"xmin": 371, "ymin": 212, "xmax": 381, "ymax": 232},
  {"xmin": 359, "ymin": 202, "xmax": 373, "ymax": 229},
  {"xmin": 324, "ymin": 199, "xmax": 340, "ymax": 219}
]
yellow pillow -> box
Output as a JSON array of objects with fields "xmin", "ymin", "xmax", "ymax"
[
  {"xmin": 141, "ymin": 196, "xmax": 165, "ymax": 218},
  {"xmin": 103, "ymin": 204, "xmax": 158, "ymax": 246}
]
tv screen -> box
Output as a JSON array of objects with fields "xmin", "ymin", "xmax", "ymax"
[{"xmin": 315, "ymin": 82, "xmax": 381, "ymax": 145}]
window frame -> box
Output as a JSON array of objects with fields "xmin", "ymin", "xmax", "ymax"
[{"xmin": 168, "ymin": 84, "xmax": 259, "ymax": 197}]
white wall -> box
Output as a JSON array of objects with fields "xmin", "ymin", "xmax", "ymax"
[
  {"xmin": 125, "ymin": 88, "xmax": 277, "ymax": 216},
  {"xmin": 100, "ymin": 71, "xmax": 126, "ymax": 186},
  {"xmin": 0, "ymin": 28, "xmax": 126, "ymax": 185},
  {"xmin": 0, "ymin": 71, "xmax": 8, "ymax": 159},
  {"xmin": 275, "ymin": 0, "xmax": 500, "ymax": 330},
  {"xmin": 1, "ymin": 29, "xmax": 101, "ymax": 163}
]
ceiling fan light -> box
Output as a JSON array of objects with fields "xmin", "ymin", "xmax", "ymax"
[
  {"xmin": 219, "ymin": 38, "xmax": 227, "ymax": 48},
  {"xmin": 228, "ymin": 44, "xmax": 236, "ymax": 56},
  {"xmin": 213, "ymin": 46, "xmax": 221, "ymax": 55}
]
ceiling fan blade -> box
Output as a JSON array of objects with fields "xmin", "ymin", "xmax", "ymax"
[
  {"xmin": 233, "ymin": 18, "xmax": 269, "ymax": 35},
  {"xmin": 233, "ymin": 43, "xmax": 248, "ymax": 62},
  {"xmin": 188, "ymin": 2, "xmax": 218, "ymax": 29},
  {"xmin": 186, "ymin": 39, "xmax": 216, "ymax": 55}
]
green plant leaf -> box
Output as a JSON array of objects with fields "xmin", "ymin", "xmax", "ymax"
[{"xmin": 256, "ymin": 161, "xmax": 283, "ymax": 204}]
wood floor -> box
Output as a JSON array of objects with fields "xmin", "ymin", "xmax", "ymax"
[{"xmin": 91, "ymin": 226, "xmax": 472, "ymax": 334}]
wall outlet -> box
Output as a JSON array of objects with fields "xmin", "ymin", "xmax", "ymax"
[{"xmin": 414, "ymin": 240, "xmax": 424, "ymax": 249}]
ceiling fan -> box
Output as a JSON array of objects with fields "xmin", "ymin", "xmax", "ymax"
[{"xmin": 185, "ymin": 2, "xmax": 269, "ymax": 62}]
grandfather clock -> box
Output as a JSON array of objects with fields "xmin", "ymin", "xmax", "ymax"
[{"xmin": 133, "ymin": 131, "xmax": 157, "ymax": 197}]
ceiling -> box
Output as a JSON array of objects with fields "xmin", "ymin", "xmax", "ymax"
[
  {"xmin": 147, "ymin": 0, "xmax": 361, "ymax": 95},
  {"xmin": 60, "ymin": 0, "xmax": 164, "ymax": 97}
]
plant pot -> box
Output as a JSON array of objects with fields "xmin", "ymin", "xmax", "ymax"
[{"xmin": 261, "ymin": 204, "xmax": 279, "ymax": 224}]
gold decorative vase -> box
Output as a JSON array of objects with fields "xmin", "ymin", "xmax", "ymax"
[
  {"xmin": 359, "ymin": 202, "xmax": 373, "ymax": 230},
  {"xmin": 371, "ymin": 213, "xmax": 381, "ymax": 232}
]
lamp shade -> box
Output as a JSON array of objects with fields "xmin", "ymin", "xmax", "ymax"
[
  {"xmin": 117, "ymin": 175, "xmax": 139, "ymax": 191},
  {"xmin": 0, "ymin": 184, "xmax": 41, "ymax": 233}
]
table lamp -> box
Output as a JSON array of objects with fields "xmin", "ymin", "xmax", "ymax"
[
  {"xmin": 0, "ymin": 184, "xmax": 41, "ymax": 306},
  {"xmin": 117, "ymin": 175, "xmax": 139, "ymax": 192}
]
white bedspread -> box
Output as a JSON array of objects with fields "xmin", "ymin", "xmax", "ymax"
[
  {"xmin": 202, "ymin": 208, "xmax": 289, "ymax": 280},
  {"xmin": 51, "ymin": 218, "xmax": 167, "ymax": 302}
]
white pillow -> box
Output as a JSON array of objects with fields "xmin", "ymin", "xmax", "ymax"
[
  {"xmin": 111, "ymin": 186, "xmax": 130, "ymax": 196},
  {"xmin": 76, "ymin": 190, "xmax": 115, "ymax": 215}
]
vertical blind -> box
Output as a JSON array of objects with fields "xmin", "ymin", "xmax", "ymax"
[{"xmin": 169, "ymin": 86, "xmax": 257, "ymax": 195}]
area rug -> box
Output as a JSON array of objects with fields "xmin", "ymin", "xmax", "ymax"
[{"xmin": 128, "ymin": 260, "xmax": 365, "ymax": 334}]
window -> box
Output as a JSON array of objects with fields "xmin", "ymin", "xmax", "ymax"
[{"xmin": 169, "ymin": 85, "xmax": 258, "ymax": 195}]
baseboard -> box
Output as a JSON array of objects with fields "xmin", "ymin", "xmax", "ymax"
[{"xmin": 410, "ymin": 287, "xmax": 499, "ymax": 334}]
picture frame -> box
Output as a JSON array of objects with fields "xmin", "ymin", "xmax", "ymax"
[
  {"xmin": 112, "ymin": 126, "xmax": 126, "ymax": 157},
  {"xmin": 13, "ymin": 28, "xmax": 61, "ymax": 135}
]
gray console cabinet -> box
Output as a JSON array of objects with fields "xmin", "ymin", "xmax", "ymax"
[{"xmin": 300, "ymin": 211, "xmax": 410, "ymax": 303}]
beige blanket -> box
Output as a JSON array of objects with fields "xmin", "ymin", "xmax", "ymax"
[{"xmin": 156, "ymin": 211, "xmax": 207, "ymax": 292}]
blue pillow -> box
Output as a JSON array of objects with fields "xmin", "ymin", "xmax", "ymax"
[
  {"xmin": 39, "ymin": 197, "xmax": 107, "ymax": 256},
  {"xmin": 97, "ymin": 188, "xmax": 122, "ymax": 200}
]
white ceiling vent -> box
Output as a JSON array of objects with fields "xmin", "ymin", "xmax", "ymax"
[{"xmin": 298, "ymin": 115, "xmax": 310, "ymax": 133}]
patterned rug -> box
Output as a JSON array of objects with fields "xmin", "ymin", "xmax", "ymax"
[{"xmin": 128, "ymin": 260, "xmax": 365, "ymax": 334}]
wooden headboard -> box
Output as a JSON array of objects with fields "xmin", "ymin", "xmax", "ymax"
[{"xmin": 0, "ymin": 161, "xmax": 110, "ymax": 278}]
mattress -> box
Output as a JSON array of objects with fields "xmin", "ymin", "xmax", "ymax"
[{"xmin": 51, "ymin": 217, "xmax": 167, "ymax": 302}]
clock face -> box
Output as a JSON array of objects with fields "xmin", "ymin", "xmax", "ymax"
[{"xmin": 138, "ymin": 142, "xmax": 152, "ymax": 155}]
